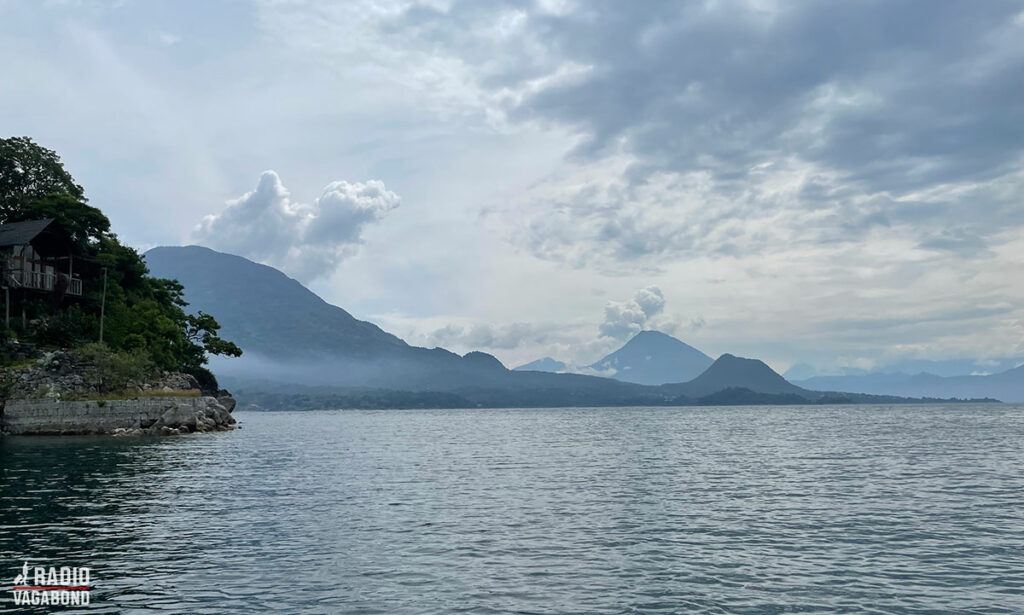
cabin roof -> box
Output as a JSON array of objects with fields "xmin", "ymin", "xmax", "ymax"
[
  {"xmin": 0, "ymin": 218, "xmax": 80, "ymax": 256},
  {"xmin": 0, "ymin": 218, "xmax": 58, "ymax": 247}
]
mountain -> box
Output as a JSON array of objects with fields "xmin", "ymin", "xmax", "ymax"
[
  {"xmin": 145, "ymin": 245, "xmax": 407, "ymax": 359},
  {"xmin": 590, "ymin": 330, "xmax": 714, "ymax": 385},
  {"xmin": 795, "ymin": 365, "xmax": 1024, "ymax": 402},
  {"xmin": 664, "ymin": 353, "xmax": 808, "ymax": 398},
  {"xmin": 143, "ymin": 246, "xmax": 652, "ymax": 400},
  {"xmin": 143, "ymin": 246, "xmax": 993, "ymax": 408},
  {"xmin": 514, "ymin": 357, "xmax": 567, "ymax": 372},
  {"xmin": 145, "ymin": 246, "xmax": 504, "ymax": 389}
]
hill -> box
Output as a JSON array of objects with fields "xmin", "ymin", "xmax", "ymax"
[
  {"xmin": 514, "ymin": 357, "xmax": 567, "ymax": 373},
  {"xmin": 663, "ymin": 353, "xmax": 809, "ymax": 398},
  {"xmin": 589, "ymin": 330, "xmax": 713, "ymax": 385}
]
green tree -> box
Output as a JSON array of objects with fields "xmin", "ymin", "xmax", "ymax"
[
  {"xmin": 15, "ymin": 193, "xmax": 110, "ymax": 249},
  {"xmin": 183, "ymin": 311, "xmax": 243, "ymax": 365},
  {"xmin": 0, "ymin": 137, "xmax": 85, "ymax": 219}
]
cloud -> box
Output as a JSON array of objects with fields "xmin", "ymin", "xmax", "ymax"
[
  {"xmin": 346, "ymin": 1, "xmax": 1024, "ymax": 269},
  {"xmin": 195, "ymin": 171, "xmax": 399, "ymax": 281},
  {"xmin": 918, "ymin": 229, "xmax": 990, "ymax": 256},
  {"xmin": 415, "ymin": 285, "xmax": 700, "ymax": 367},
  {"xmin": 426, "ymin": 322, "xmax": 555, "ymax": 351},
  {"xmin": 599, "ymin": 285, "xmax": 665, "ymax": 339},
  {"xmin": 373, "ymin": 286, "xmax": 691, "ymax": 368}
]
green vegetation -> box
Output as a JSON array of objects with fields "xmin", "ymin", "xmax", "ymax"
[
  {"xmin": 0, "ymin": 136, "xmax": 242, "ymax": 374},
  {"xmin": 74, "ymin": 342, "xmax": 155, "ymax": 393},
  {"xmin": 74, "ymin": 389, "xmax": 203, "ymax": 403}
]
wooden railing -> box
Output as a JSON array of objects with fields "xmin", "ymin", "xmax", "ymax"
[{"xmin": 7, "ymin": 270, "xmax": 83, "ymax": 296}]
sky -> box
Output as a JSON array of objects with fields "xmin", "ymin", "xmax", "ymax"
[{"xmin": 2, "ymin": 0, "xmax": 1023, "ymax": 376}]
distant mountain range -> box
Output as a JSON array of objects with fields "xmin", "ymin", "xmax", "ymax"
[
  {"xmin": 144, "ymin": 245, "xmax": 1000, "ymax": 408},
  {"xmin": 793, "ymin": 368, "xmax": 1024, "ymax": 403},
  {"xmin": 785, "ymin": 357, "xmax": 1023, "ymax": 380},
  {"xmin": 522, "ymin": 330, "xmax": 1024, "ymax": 402}
]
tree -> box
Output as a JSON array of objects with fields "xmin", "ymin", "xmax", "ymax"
[
  {"xmin": 14, "ymin": 193, "xmax": 110, "ymax": 248},
  {"xmin": 0, "ymin": 137, "xmax": 85, "ymax": 219},
  {"xmin": 183, "ymin": 311, "xmax": 243, "ymax": 364}
]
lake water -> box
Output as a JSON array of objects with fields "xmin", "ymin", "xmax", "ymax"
[{"xmin": 2, "ymin": 405, "xmax": 1023, "ymax": 614}]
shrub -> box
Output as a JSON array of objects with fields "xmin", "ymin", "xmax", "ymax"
[
  {"xmin": 27, "ymin": 307, "xmax": 95, "ymax": 349},
  {"xmin": 75, "ymin": 343, "xmax": 156, "ymax": 393}
]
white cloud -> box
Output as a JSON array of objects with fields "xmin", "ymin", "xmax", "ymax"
[
  {"xmin": 599, "ymin": 285, "xmax": 666, "ymax": 340},
  {"xmin": 195, "ymin": 171, "xmax": 399, "ymax": 282}
]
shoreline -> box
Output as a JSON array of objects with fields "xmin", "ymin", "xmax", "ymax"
[{"xmin": 0, "ymin": 393, "xmax": 237, "ymax": 436}]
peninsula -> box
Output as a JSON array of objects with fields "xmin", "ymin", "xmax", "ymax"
[{"xmin": 0, "ymin": 137, "xmax": 242, "ymax": 435}]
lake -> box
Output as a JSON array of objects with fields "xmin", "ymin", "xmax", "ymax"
[{"xmin": 2, "ymin": 405, "xmax": 1023, "ymax": 614}]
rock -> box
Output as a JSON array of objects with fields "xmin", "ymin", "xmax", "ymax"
[
  {"xmin": 144, "ymin": 395, "xmax": 238, "ymax": 435},
  {"xmin": 210, "ymin": 401, "xmax": 232, "ymax": 424},
  {"xmin": 152, "ymin": 371, "xmax": 201, "ymax": 392},
  {"xmin": 156, "ymin": 403, "xmax": 199, "ymax": 430},
  {"xmin": 216, "ymin": 392, "xmax": 236, "ymax": 414},
  {"xmin": 195, "ymin": 416, "xmax": 216, "ymax": 432}
]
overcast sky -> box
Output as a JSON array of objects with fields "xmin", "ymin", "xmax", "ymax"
[{"xmin": 2, "ymin": 0, "xmax": 1023, "ymax": 374}]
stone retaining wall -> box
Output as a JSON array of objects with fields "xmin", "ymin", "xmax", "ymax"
[{"xmin": 0, "ymin": 395, "xmax": 236, "ymax": 435}]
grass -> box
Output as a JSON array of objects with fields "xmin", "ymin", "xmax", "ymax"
[
  {"xmin": 68, "ymin": 389, "xmax": 202, "ymax": 402},
  {"xmin": 138, "ymin": 389, "xmax": 202, "ymax": 398}
]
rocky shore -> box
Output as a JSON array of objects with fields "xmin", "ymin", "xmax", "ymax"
[{"xmin": 0, "ymin": 349, "xmax": 237, "ymax": 436}]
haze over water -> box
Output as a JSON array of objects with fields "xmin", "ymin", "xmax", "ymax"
[{"xmin": 2, "ymin": 405, "xmax": 1023, "ymax": 614}]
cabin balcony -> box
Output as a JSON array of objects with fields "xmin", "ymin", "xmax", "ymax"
[{"xmin": 7, "ymin": 269, "xmax": 83, "ymax": 296}]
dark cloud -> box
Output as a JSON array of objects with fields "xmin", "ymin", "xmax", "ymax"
[
  {"xmin": 509, "ymin": 1, "xmax": 1024, "ymax": 188},
  {"xmin": 381, "ymin": 1, "xmax": 1024, "ymax": 265}
]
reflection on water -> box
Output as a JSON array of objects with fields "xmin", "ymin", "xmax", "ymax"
[{"xmin": 2, "ymin": 405, "xmax": 1023, "ymax": 614}]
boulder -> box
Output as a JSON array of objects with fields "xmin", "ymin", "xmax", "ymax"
[
  {"xmin": 155, "ymin": 403, "xmax": 199, "ymax": 430},
  {"xmin": 216, "ymin": 391, "xmax": 237, "ymax": 414}
]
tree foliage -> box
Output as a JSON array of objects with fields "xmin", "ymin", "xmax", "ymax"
[
  {"xmin": 14, "ymin": 192, "xmax": 110, "ymax": 249},
  {"xmin": 0, "ymin": 137, "xmax": 85, "ymax": 218},
  {"xmin": 0, "ymin": 136, "xmax": 242, "ymax": 373}
]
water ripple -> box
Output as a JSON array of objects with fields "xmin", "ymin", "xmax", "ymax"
[{"xmin": 1, "ymin": 405, "xmax": 1023, "ymax": 613}]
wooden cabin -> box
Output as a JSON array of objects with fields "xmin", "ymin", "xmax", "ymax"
[{"xmin": 0, "ymin": 219, "xmax": 83, "ymax": 297}]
